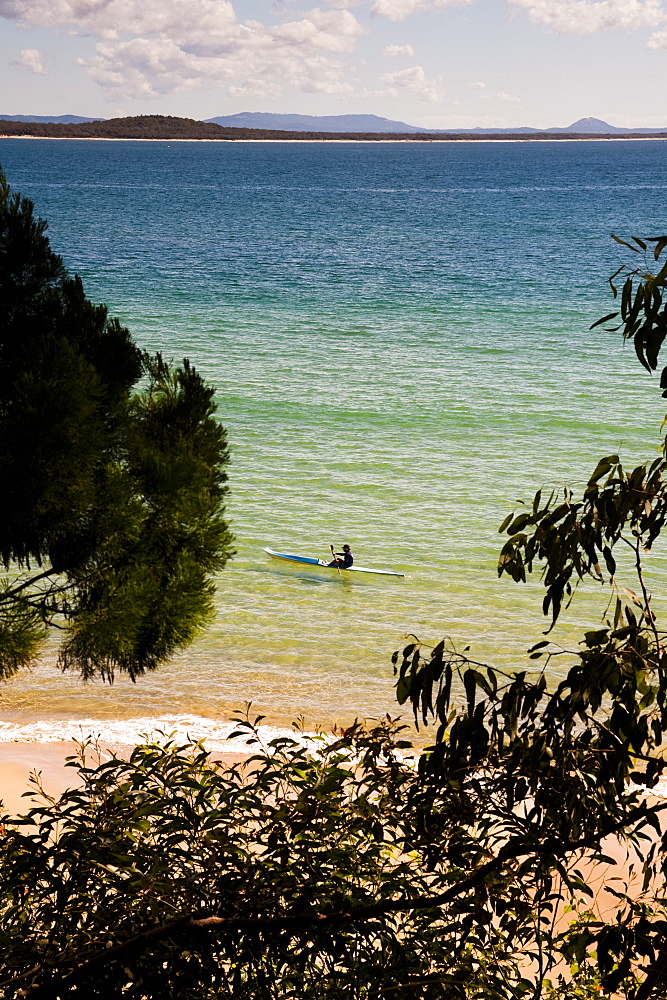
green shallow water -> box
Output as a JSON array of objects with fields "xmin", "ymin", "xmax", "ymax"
[{"xmin": 0, "ymin": 138, "xmax": 666, "ymax": 737}]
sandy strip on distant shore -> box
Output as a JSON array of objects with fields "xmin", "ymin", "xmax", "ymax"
[{"xmin": 0, "ymin": 135, "xmax": 665, "ymax": 144}]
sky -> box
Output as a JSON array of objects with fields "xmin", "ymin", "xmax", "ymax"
[{"xmin": 1, "ymin": 0, "xmax": 667, "ymax": 128}]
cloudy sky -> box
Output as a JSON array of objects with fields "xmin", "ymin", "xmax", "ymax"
[{"xmin": 2, "ymin": 0, "xmax": 667, "ymax": 127}]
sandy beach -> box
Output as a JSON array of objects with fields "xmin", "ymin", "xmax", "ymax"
[
  {"xmin": 0, "ymin": 134, "xmax": 664, "ymax": 144},
  {"xmin": 0, "ymin": 741, "xmax": 101, "ymax": 815}
]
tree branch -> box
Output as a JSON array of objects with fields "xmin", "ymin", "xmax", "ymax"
[
  {"xmin": 626, "ymin": 533, "xmax": 663, "ymax": 658},
  {"xmin": 0, "ymin": 568, "xmax": 58, "ymax": 603},
  {"xmin": 12, "ymin": 800, "xmax": 667, "ymax": 997}
]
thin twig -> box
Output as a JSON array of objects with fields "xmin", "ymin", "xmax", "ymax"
[{"xmin": 0, "ymin": 568, "xmax": 57, "ymax": 603}]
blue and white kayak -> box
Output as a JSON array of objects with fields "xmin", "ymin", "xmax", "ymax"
[{"xmin": 263, "ymin": 547, "xmax": 404, "ymax": 578}]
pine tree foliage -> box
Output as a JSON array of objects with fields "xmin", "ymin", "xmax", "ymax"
[{"xmin": 0, "ymin": 169, "xmax": 234, "ymax": 680}]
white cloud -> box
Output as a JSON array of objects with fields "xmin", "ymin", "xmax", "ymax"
[
  {"xmin": 0, "ymin": 0, "xmax": 366, "ymax": 98},
  {"xmin": 371, "ymin": 0, "xmax": 472, "ymax": 23},
  {"xmin": 380, "ymin": 63, "xmax": 443, "ymax": 101},
  {"xmin": 8, "ymin": 0, "xmax": 667, "ymax": 106},
  {"xmin": 383, "ymin": 42, "xmax": 415, "ymax": 55},
  {"xmin": 508, "ymin": 0, "xmax": 665, "ymax": 34},
  {"xmin": 84, "ymin": 33, "xmax": 359, "ymax": 99},
  {"xmin": 1, "ymin": 0, "xmax": 266, "ymax": 46},
  {"xmin": 496, "ymin": 89, "xmax": 521, "ymax": 103},
  {"xmin": 273, "ymin": 8, "xmax": 365, "ymax": 52},
  {"xmin": 647, "ymin": 23, "xmax": 667, "ymax": 43},
  {"xmin": 11, "ymin": 46, "xmax": 47, "ymax": 73},
  {"xmin": 82, "ymin": 39, "xmax": 207, "ymax": 98}
]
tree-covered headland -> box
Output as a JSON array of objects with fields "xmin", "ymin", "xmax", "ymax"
[
  {"xmin": 0, "ymin": 168, "xmax": 234, "ymax": 680},
  {"xmin": 2, "ymin": 179, "xmax": 667, "ymax": 997}
]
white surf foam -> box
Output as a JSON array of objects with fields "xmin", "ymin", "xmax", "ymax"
[{"xmin": 0, "ymin": 715, "xmax": 322, "ymax": 754}]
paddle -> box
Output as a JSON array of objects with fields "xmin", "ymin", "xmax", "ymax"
[{"xmin": 330, "ymin": 544, "xmax": 341, "ymax": 574}]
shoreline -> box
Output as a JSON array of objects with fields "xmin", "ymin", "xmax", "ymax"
[
  {"xmin": 0, "ymin": 713, "xmax": 323, "ymax": 754},
  {"xmin": 1, "ymin": 135, "xmax": 667, "ymax": 145},
  {"xmin": 0, "ymin": 712, "xmax": 419, "ymax": 815}
]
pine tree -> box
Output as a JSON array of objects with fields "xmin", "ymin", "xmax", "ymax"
[{"xmin": 0, "ymin": 169, "xmax": 233, "ymax": 681}]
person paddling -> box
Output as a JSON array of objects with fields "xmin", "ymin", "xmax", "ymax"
[{"xmin": 329, "ymin": 544, "xmax": 353, "ymax": 569}]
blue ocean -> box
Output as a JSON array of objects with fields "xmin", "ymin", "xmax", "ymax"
[{"xmin": 1, "ymin": 137, "xmax": 666, "ymax": 742}]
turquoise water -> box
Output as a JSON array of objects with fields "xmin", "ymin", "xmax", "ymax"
[{"xmin": 1, "ymin": 138, "xmax": 666, "ymax": 738}]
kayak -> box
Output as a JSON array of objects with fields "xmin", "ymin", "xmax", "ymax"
[{"xmin": 263, "ymin": 547, "xmax": 404, "ymax": 578}]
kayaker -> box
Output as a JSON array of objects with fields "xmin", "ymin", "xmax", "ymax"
[{"xmin": 329, "ymin": 544, "xmax": 353, "ymax": 568}]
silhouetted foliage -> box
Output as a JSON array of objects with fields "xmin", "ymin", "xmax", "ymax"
[
  {"xmin": 392, "ymin": 235, "xmax": 667, "ymax": 997},
  {"xmin": 0, "ymin": 169, "xmax": 234, "ymax": 680}
]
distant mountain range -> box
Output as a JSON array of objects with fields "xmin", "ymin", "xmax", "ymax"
[
  {"xmin": 203, "ymin": 113, "xmax": 667, "ymax": 134},
  {"xmin": 0, "ymin": 114, "xmax": 102, "ymax": 124},
  {"xmin": 204, "ymin": 112, "xmax": 426, "ymax": 133},
  {"xmin": 2, "ymin": 112, "xmax": 667, "ymax": 135},
  {"xmin": 438, "ymin": 116, "xmax": 667, "ymax": 135}
]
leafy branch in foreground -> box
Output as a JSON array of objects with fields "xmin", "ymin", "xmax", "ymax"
[
  {"xmin": 392, "ymin": 235, "xmax": 667, "ymax": 997},
  {"xmin": 593, "ymin": 233, "xmax": 667, "ymax": 376},
  {"xmin": 0, "ymin": 718, "xmax": 536, "ymax": 1000}
]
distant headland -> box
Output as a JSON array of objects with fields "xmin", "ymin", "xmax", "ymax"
[{"xmin": 1, "ymin": 114, "xmax": 666, "ymax": 141}]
